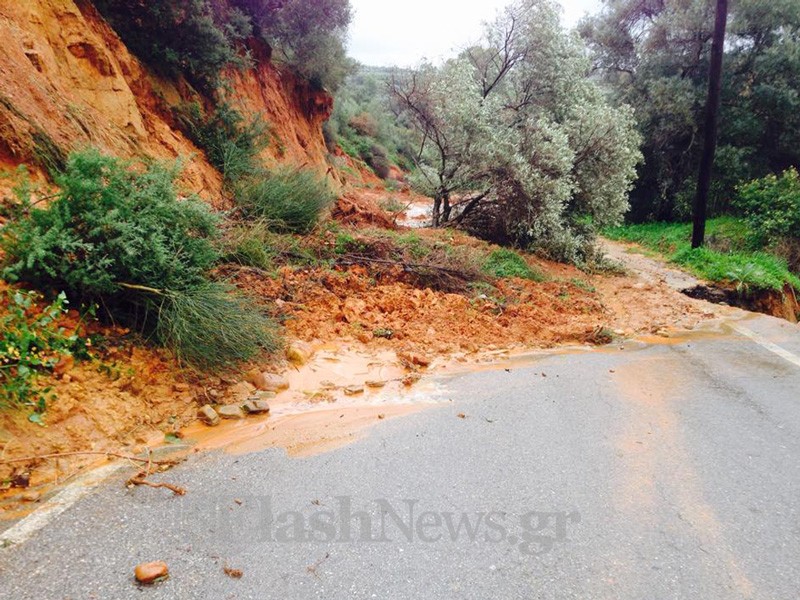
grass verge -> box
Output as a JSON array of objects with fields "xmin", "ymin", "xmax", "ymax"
[{"xmin": 604, "ymin": 218, "xmax": 800, "ymax": 293}]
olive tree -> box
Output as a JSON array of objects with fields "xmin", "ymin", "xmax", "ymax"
[{"xmin": 390, "ymin": 0, "xmax": 641, "ymax": 262}]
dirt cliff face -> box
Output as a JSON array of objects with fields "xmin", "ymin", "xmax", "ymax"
[
  {"xmin": 227, "ymin": 40, "xmax": 334, "ymax": 172},
  {"xmin": 0, "ymin": 1, "xmax": 334, "ymax": 202}
]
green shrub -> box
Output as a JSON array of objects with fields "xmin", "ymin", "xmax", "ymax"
[
  {"xmin": 482, "ymin": 249, "xmax": 544, "ymax": 281},
  {"xmin": 0, "ymin": 290, "xmax": 90, "ymax": 412},
  {"xmin": 96, "ymin": 0, "xmax": 353, "ymax": 92},
  {"xmin": 218, "ymin": 221, "xmax": 276, "ymax": 270},
  {"xmin": 1, "ymin": 149, "xmax": 278, "ymax": 371},
  {"xmin": 94, "ymin": 0, "xmax": 252, "ymax": 93},
  {"xmin": 237, "ymin": 168, "xmax": 335, "ymax": 234},
  {"xmin": 255, "ymin": 0, "xmax": 353, "ymax": 91},
  {"xmin": 1, "ymin": 150, "xmax": 218, "ymax": 298},
  {"xmin": 176, "ymin": 102, "xmax": 269, "ymax": 184},
  {"xmin": 155, "ymin": 282, "xmax": 278, "ymax": 371},
  {"xmin": 379, "ymin": 196, "xmax": 405, "ymax": 213},
  {"xmin": 736, "ymin": 168, "xmax": 800, "ymax": 247}
]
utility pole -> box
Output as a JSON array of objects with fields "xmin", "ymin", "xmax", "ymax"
[{"xmin": 692, "ymin": 0, "xmax": 729, "ymax": 249}]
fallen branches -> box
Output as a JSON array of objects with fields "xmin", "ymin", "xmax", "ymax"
[
  {"xmin": 0, "ymin": 451, "xmax": 181, "ymax": 466},
  {"xmin": 126, "ymin": 451, "xmax": 186, "ymax": 496},
  {"xmin": 337, "ymin": 254, "xmax": 475, "ymax": 279},
  {"xmin": 127, "ymin": 474, "xmax": 186, "ymax": 496}
]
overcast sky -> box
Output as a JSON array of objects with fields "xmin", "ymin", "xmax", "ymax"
[{"xmin": 347, "ymin": 0, "xmax": 602, "ymax": 67}]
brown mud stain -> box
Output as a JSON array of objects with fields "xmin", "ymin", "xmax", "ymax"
[
  {"xmin": 179, "ymin": 344, "xmax": 447, "ymax": 458},
  {"xmin": 611, "ymin": 355, "xmax": 755, "ymax": 597},
  {"xmin": 183, "ymin": 403, "xmax": 428, "ymax": 458}
]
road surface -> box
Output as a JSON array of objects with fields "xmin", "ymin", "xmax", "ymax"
[{"xmin": 2, "ymin": 309, "xmax": 800, "ymax": 599}]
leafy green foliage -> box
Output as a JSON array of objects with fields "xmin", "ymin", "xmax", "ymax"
[
  {"xmin": 236, "ymin": 168, "xmax": 335, "ymax": 234},
  {"xmin": 389, "ymin": 0, "xmax": 641, "ymax": 260},
  {"xmin": 605, "ymin": 219, "xmax": 800, "ymax": 292},
  {"xmin": 581, "ymin": 0, "xmax": 800, "ymax": 221},
  {"xmin": 175, "ymin": 102, "xmax": 269, "ymax": 184},
  {"xmin": 218, "ymin": 221, "xmax": 276, "ymax": 270},
  {"xmin": 329, "ymin": 68, "xmax": 417, "ymax": 176},
  {"xmin": 249, "ymin": 0, "xmax": 353, "ymax": 90},
  {"xmin": 0, "ymin": 290, "xmax": 90, "ymax": 411},
  {"xmin": 736, "ymin": 168, "xmax": 800, "ymax": 247},
  {"xmin": 0, "ymin": 149, "xmax": 278, "ymax": 371},
  {"xmin": 1, "ymin": 149, "xmax": 218, "ymax": 298},
  {"xmin": 95, "ymin": 0, "xmax": 353, "ymax": 92},
  {"xmin": 482, "ymin": 249, "xmax": 545, "ymax": 281},
  {"xmin": 94, "ymin": 0, "xmax": 252, "ymax": 92}
]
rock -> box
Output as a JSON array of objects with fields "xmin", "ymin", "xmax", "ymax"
[
  {"xmin": 217, "ymin": 405, "xmax": 246, "ymax": 420},
  {"xmin": 344, "ymin": 385, "xmax": 365, "ymax": 396},
  {"xmin": 54, "ymin": 355, "xmax": 74, "ymax": 377},
  {"xmin": 254, "ymin": 391, "xmax": 276, "ymax": 401},
  {"xmin": 354, "ymin": 330, "xmax": 372, "ymax": 344},
  {"xmin": 261, "ymin": 374, "xmax": 289, "ymax": 392},
  {"xmin": 243, "ymin": 399, "xmax": 271, "ymax": 415},
  {"xmin": 247, "ymin": 370, "xmax": 289, "ymax": 392},
  {"xmin": 20, "ymin": 491, "xmax": 41, "ymax": 503},
  {"xmin": 198, "ymin": 405, "xmax": 220, "ymax": 427},
  {"xmin": 134, "ymin": 561, "xmax": 169, "ymax": 584},
  {"xmin": 228, "ymin": 381, "xmax": 254, "ymax": 401},
  {"xmin": 223, "ymin": 566, "xmax": 244, "ymax": 579},
  {"xmin": 173, "ymin": 383, "xmax": 191, "ymax": 393},
  {"xmin": 402, "ymin": 373, "xmax": 421, "ymax": 387},
  {"xmin": 286, "ymin": 342, "xmax": 312, "ymax": 366},
  {"xmin": 399, "ymin": 351, "xmax": 431, "ymax": 368},
  {"xmin": 127, "ymin": 377, "xmax": 145, "ymax": 395},
  {"xmin": 365, "ymin": 380, "xmax": 387, "ymax": 388},
  {"xmin": 245, "ymin": 368, "xmax": 268, "ymax": 390}
]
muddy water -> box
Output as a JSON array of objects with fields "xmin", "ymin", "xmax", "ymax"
[
  {"xmin": 182, "ymin": 317, "xmax": 751, "ymax": 462},
  {"xmin": 180, "ymin": 345, "xmax": 450, "ymax": 458}
]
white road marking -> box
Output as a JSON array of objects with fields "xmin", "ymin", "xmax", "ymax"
[
  {"xmin": 1, "ymin": 462, "xmax": 123, "ymax": 550},
  {"xmin": 731, "ymin": 324, "xmax": 800, "ymax": 369}
]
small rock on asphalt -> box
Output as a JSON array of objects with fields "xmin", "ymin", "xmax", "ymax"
[{"xmin": 134, "ymin": 561, "xmax": 169, "ymax": 584}]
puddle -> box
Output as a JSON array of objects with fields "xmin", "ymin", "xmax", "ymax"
[{"xmin": 398, "ymin": 199, "xmax": 432, "ymax": 228}]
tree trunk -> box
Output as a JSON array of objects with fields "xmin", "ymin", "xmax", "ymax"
[
  {"xmin": 692, "ymin": 0, "xmax": 729, "ymax": 249},
  {"xmin": 441, "ymin": 194, "xmax": 452, "ymax": 223},
  {"xmin": 432, "ymin": 195, "xmax": 442, "ymax": 227}
]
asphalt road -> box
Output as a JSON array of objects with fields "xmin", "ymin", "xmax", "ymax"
[{"xmin": 2, "ymin": 313, "xmax": 800, "ymax": 599}]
